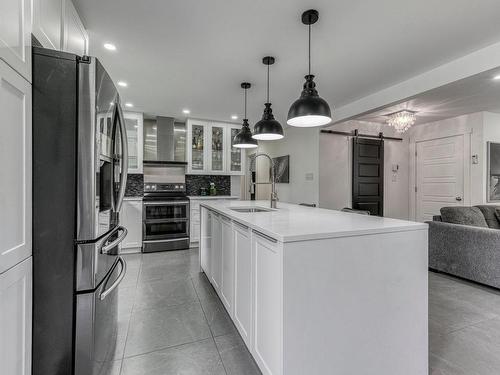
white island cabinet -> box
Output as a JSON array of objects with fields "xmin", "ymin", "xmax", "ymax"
[{"xmin": 199, "ymin": 201, "xmax": 428, "ymax": 375}]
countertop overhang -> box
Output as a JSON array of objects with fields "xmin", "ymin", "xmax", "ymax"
[{"xmin": 200, "ymin": 200, "xmax": 428, "ymax": 243}]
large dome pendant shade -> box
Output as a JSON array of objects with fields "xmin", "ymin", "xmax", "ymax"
[
  {"xmin": 252, "ymin": 56, "xmax": 284, "ymax": 141},
  {"xmin": 233, "ymin": 82, "xmax": 258, "ymax": 149},
  {"xmin": 287, "ymin": 9, "xmax": 332, "ymax": 128},
  {"xmin": 287, "ymin": 74, "xmax": 331, "ymax": 127}
]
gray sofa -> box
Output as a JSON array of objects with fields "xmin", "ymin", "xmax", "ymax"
[{"xmin": 428, "ymin": 205, "xmax": 500, "ymax": 289}]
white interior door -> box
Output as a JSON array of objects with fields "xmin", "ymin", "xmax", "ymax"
[{"xmin": 416, "ymin": 135, "xmax": 465, "ymax": 222}]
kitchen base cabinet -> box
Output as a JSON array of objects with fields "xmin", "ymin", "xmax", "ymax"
[
  {"xmin": 200, "ymin": 207, "xmax": 212, "ymax": 277},
  {"xmin": 199, "ymin": 202, "xmax": 428, "ymax": 375},
  {"xmin": 233, "ymin": 222, "xmax": 252, "ymax": 347},
  {"xmin": 220, "ymin": 215, "xmax": 234, "ymax": 315},
  {"xmin": 252, "ymin": 233, "xmax": 282, "ymax": 375},
  {"xmin": 210, "ymin": 213, "xmax": 222, "ymax": 290},
  {"xmin": 119, "ymin": 199, "xmax": 143, "ymax": 253},
  {"xmin": 0, "ymin": 257, "xmax": 32, "ymax": 375},
  {"xmin": 190, "ymin": 197, "xmax": 239, "ymax": 246}
]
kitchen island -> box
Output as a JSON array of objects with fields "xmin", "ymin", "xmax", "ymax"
[{"xmin": 199, "ymin": 200, "xmax": 428, "ymax": 375}]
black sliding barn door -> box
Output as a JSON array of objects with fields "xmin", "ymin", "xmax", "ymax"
[{"xmin": 352, "ymin": 138, "xmax": 384, "ymax": 216}]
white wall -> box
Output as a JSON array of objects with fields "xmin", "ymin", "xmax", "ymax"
[
  {"xmin": 246, "ymin": 127, "xmax": 320, "ymax": 205},
  {"xmin": 482, "ymin": 112, "xmax": 500, "ymax": 203},
  {"xmin": 405, "ymin": 111, "xmax": 500, "ymax": 219},
  {"xmin": 407, "ymin": 112, "xmax": 483, "ymax": 216},
  {"xmin": 319, "ymin": 121, "xmax": 410, "ymax": 219}
]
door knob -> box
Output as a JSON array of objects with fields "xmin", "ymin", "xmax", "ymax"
[{"xmin": 456, "ymin": 196, "xmax": 462, "ymax": 201}]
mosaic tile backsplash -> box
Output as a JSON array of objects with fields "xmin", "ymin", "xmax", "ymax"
[
  {"xmin": 186, "ymin": 175, "xmax": 231, "ymax": 196},
  {"xmin": 125, "ymin": 174, "xmax": 144, "ymax": 197}
]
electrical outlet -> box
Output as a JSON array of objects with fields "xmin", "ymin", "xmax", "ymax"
[
  {"xmin": 472, "ymin": 154, "xmax": 479, "ymax": 164},
  {"xmin": 305, "ymin": 173, "xmax": 314, "ymax": 181}
]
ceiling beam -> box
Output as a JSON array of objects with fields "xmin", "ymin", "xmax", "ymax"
[{"xmin": 331, "ymin": 41, "xmax": 500, "ymax": 125}]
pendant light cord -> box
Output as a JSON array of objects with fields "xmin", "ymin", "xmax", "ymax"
[
  {"xmin": 244, "ymin": 87, "xmax": 247, "ymax": 119},
  {"xmin": 308, "ymin": 23, "xmax": 311, "ymax": 75},
  {"xmin": 267, "ymin": 63, "xmax": 270, "ymax": 103}
]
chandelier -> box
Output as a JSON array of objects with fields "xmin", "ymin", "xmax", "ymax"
[{"xmin": 386, "ymin": 110, "xmax": 417, "ymax": 133}]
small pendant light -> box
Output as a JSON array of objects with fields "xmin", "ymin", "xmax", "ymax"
[
  {"xmin": 287, "ymin": 9, "xmax": 332, "ymax": 127},
  {"xmin": 233, "ymin": 82, "xmax": 258, "ymax": 149},
  {"xmin": 252, "ymin": 56, "xmax": 284, "ymax": 140}
]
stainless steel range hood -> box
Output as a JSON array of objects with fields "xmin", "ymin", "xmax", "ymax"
[{"xmin": 143, "ymin": 116, "xmax": 187, "ymax": 165}]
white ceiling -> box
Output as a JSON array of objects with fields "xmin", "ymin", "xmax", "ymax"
[
  {"xmin": 353, "ymin": 67, "xmax": 500, "ymax": 125},
  {"xmin": 74, "ymin": 0, "xmax": 500, "ymax": 125}
]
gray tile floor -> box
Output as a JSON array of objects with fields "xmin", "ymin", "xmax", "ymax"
[
  {"xmin": 113, "ymin": 249, "xmax": 500, "ymax": 374},
  {"xmin": 429, "ymin": 271, "xmax": 500, "ymax": 374},
  {"xmin": 112, "ymin": 248, "xmax": 261, "ymax": 375}
]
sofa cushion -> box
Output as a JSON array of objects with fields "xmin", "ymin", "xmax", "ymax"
[
  {"xmin": 495, "ymin": 209, "xmax": 500, "ymax": 226},
  {"xmin": 440, "ymin": 207, "xmax": 488, "ymax": 228},
  {"xmin": 475, "ymin": 205, "xmax": 500, "ymax": 229}
]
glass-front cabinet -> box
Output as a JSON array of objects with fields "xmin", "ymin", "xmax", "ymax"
[
  {"xmin": 228, "ymin": 126, "xmax": 244, "ymax": 173},
  {"xmin": 187, "ymin": 119, "xmax": 244, "ymax": 175},
  {"xmin": 123, "ymin": 112, "xmax": 143, "ymax": 174},
  {"xmin": 191, "ymin": 123, "xmax": 205, "ymax": 171},
  {"xmin": 211, "ymin": 125, "xmax": 225, "ymax": 172}
]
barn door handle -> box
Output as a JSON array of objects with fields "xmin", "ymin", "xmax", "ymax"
[{"xmin": 455, "ymin": 196, "xmax": 462, "ymax": 201}]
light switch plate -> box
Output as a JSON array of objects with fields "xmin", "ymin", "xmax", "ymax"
[{"xmin": 305, "ymin": 173, "xmax": 314, "ymax": 181}]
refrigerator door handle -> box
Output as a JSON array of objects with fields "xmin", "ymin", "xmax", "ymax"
[
  {"xmin": 100, "ymin": 257, "xmax": 126, "ymax": 300},
  {"xmin": 101, "ymin": 226, "xmax": 128, "ymax": 254},
  {"xmin": 115, "ymin": 103, "xmax": 128, "ymax": 212}
]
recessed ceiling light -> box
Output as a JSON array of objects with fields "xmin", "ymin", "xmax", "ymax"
[
  {"xmin": 125, "ymin": 103, "xmax": 133, "ymax": 107},
  {"xmin": 103, "ymin": 43, "xmax": 116, "ymax": 51},
  {"xmin": 231, "ymin": 115, "xmax": 238, "ymax": 120},
  {"xmin": 182, "ymin": 109, "xmax": 190, "ymax": 114},
  {"xmin": 494, "ymin": 75, "xmax": 500, "ymax": 80},
  {"xmin": 117, "ymin": 81, "xmax": 128, "ymax": 87}
]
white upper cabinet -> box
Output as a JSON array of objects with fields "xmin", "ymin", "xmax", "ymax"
[
  {"xmin": 33, "ymin": 0, "xmax": 63, "ymax": 50},
  {"xmin": 62, "ymin": 0, "xmax": 88, "ymax": 55},
  {"xmin": 33, "ymin": 0, "xmax": 89, "ymax": 55},
  {"xmin": 0, "ymin": 60, "xmax": 32, "ymax": 274},
  {"xmin": 187, "ymin": 119, "xmax": 245, "ymax": 175},
  {"xmin": 0, "ymin": 0, "xmax": 32, "ymax": 82},
  {"xmin": 227, "ymin": 125, "xmax": 245, "ymax": 174},
  {"xmin": 187, "ymin": 119, "xmax": 209, "ymax": 173},
  {"xmin": 210, "ymin": 124, "xmax": 226, "ymax": 173},
  {"xmin": 123, "ymin": 112, "xmax": 144, "ymax": 174}
]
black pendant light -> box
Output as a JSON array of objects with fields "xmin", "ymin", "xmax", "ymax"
[
  {"xmin": 233, "ymin": 82, "xmax": 258, "ymax": 149},
  {"xmin": 252, "ymin": 56, "xmax": 284, "ymax": 140},
  {"xmin": 287, "ymin": 9, "xmax": 332, "ymax": 127}
]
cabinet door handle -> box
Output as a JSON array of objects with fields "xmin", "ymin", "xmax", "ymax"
[
  {"xmin": 220, "ymin": 215, "xmax": 231, "ymax": 223},
  {"xmin": 253, "ymin": 230, "xmax": 278, "ymax": 243},
  {"xmin": 233, "ymin": 221, "xmax": 249, "ymax": 231}
]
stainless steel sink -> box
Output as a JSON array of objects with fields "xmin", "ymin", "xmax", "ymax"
[{"xmin": 230, "ymin": 206, "xmax": 273, "ymax": 213}]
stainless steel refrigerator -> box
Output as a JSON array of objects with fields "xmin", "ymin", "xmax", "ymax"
[{"xmin": 32, "ymin": 47, "xmax": 129, "ymax": 375}]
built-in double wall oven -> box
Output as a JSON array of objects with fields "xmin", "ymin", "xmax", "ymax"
[{"xmin": 143, "ymin": 183, "xmax": 190, "ymax": 252}]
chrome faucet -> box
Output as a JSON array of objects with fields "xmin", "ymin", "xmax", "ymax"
[{"xmin": 249, "ymin": 153, "xmax": 278, "ymax": 209}]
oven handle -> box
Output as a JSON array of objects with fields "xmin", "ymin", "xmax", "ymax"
[
  {"xmin": 99, "ymin": 257, "xmax": 126, "ymax": 300},
  {"xmin": 144, "ymin": 218, "xmax": 189, "ymax": 224},
  {"xmin": 143, "ymin": 201, "xmax": 190, "ymax": 206},
  {"xmin": 101, "ymin": 226, "xmax": 128, "ymax": 254},
  {"xmin": 143, "ymin": 237, "xmax": 190, "ymax": 243}
]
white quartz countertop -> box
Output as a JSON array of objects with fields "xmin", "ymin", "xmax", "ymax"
[
  {"xmin": 188, "ymin": 196, "xmax": 240, "ymax": 200},
  {"xmin": 200, "ymin": 200, "xmax": 428, "ymax": 243},
  {"xmin": 124, "ymin": 196, "xmax": 143, "ymax": 201}
]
